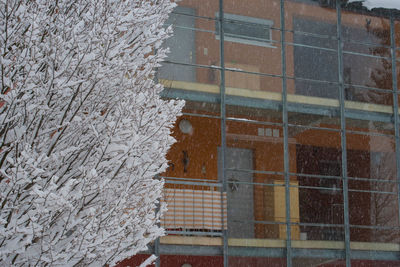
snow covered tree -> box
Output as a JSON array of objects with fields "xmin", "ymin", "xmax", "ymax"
[{"xmin": 0, "ymin": 0, "xmax": 183, "ymax": 266}]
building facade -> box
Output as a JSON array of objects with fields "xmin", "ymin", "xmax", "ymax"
[{"xmin": 119, "ymin": 0, "xmax": 400, "ymax": 266}]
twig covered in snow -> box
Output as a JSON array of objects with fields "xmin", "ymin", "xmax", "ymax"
[{"xmin": 0, "ymin": 0, "xmax": 184, "ymax": 266}]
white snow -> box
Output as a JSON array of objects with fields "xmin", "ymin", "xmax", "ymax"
[
  {"xmin": 349, "ymin": 0, "xmax": 400, "ymax": 10},
  {"xmin": 0, "ymin": 0, "xmax": 183, "ymax": 266}
]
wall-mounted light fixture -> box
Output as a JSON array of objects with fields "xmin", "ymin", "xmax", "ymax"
[{"xmin": 179, "ymin": 119, "xmax": 193, "ymax": 134}]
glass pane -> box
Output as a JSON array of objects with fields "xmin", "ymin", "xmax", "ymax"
[
  {"xmin": 286, "ymin": 44, "xmax": 339, "ymax": 99},
  {"xmin": 341, "ymin": 6, "xmax": 393, "ymax": 96},
  {"xmin": 229, "ymin": 256, "xmax": 286, "ymax": 267},
  {"xmin": 285, "ymin": 1, "xmax": 339, "ymax": 100},
  {"xmin": 224, "ymin": 68, "xmax": 282, "ymax": 95},
  {"xmin": 287, "ymin": 16, "xmax": 337, "ymax": 50},
  {"xmin": 345, "ymin": 97, "xmax": 394, "ymax": 136},
  {"xmin": 347, "ymin": 132, "xmax": 399, "ymax": 243},
  {"xmin": 293, "ymin": 175, "xmax": 344, "ymax": 242},
  {"xmin": 291, "ymin": 127, "xmax": 344, "ymax": 242},
  {"xmin": 177, "ymin": 0, "xmax": 219, "ymax": 19},
  {"xmin": 347, "ymin": 133, "xmax": 395, "ymax": 181},
  {"xmin": 163, "ymin": 101, "xmax": 222, "ymax": 235},
  {"xmin": 223, "ymin": 0, "xmax": 281, "ymax": 29},
  {"xmin": 222, "ymin": 0, "xmax": 281, "ymax": 79},
  {"xmin": 163, "ymin": 11, "xmax": 220, "ymax": 67},
  {"xmin": 223, "ymin": 26, "xmax": 281, "ymax": 77},
  {"xmin": 288, "ymin": 111, "xmax": 341, "ymax": 130},
  {"xmin": 227, "ymin": 105, "xmax": 282, "ymax": 124},
  {"xmin": 225, "ymin": 177, "xmax": 287, "ymax": 240},
  {"xmin": 162, "ymin": 178, "xmax": 225, "ymax": 233},
  {"xmin": 290, "ymin": 127, "xmax": 342, "ymax": 176},
  {"xmin": 293, "ymin": 257, "xmax": 345, "ymax": 267},
  {"xmin": 226, "ymin": 121, "xmax": 284, "ymax": 173},
  {"xmin": 395, "ymin": 19, "xmax": 400, "ymax": 48},
  {"xmin": 346, "ymin": 117, "xmax": 394, "ymax": 136},
  {"xmin": 159, "ymin": 64, "xmax": 220, "ymax": 96},
  {"xmin": 285, "ymin": 0, "xmax": 337, "ymax": 43},
  {"xmin": 165, "ymin": 113, "xmax": 220, "ymax": 180},
  {"xmin": 224, "ymin": 36, "xmax": 281, "ymax": 76},
  {"xmin": 350, "ymin": 191, "xmax": 399, "ymax": 243},
  {"xmin": 342, "ymin": 16, "xmax": 391, "ymax": 57},
  {"xmin": 351, "ymin": 260, "xmax": 400, "ymax": 266},
  {"xmin": 161, "ymin": 255, "xmax": 223, "ymax": 267},
  {"xmin": 343, "ymin": 53, "xmax": 393, "ymax": 93},
  {"xmin": 341, "ymin": 10, "xmax": 389, "ymax": 46},
  {"xmin": 344, "ymin": 86, "xmax": 393, "ymax": 106},
  {"xmin": 396, "ymin": 62, "xmax": 400, "ymax": 91},
  {"xmin": 297, "ymin": 258, "xmax": 400, "ymax": 267}
]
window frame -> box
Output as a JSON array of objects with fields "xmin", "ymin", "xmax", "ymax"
[{"xmin": 216, "ymin": 13, "xmax": 275, "ymax": 48}]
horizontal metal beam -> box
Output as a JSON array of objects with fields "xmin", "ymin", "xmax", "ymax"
[
  {"xmin": 228, "ymin": 246, "xmax": 285, "ymax": 258},
  {"xmin": 163, "ymin": 88, "xmax": 394, "ymax": 123},
  {"xmin": 159, "ymin": 245, "xmax": 222, "ymax": 256},
  {"xmin": 157, "ymin": 244, "xmax": 400, "ymax": 261},
  {"xmin": 292, "ymin": 248, "xmax": 345, "ymax": 259},
  {"xmin": 351, "ymin": 250, "xmax": 400, "ymax": 261}
]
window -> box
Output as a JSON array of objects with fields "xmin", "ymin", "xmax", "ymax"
[{"xmin": 216, "ymin": 13, "xmax": 274, "ymax": 47}]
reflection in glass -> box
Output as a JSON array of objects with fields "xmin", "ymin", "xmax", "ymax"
[
  {"xmin": 347, "ymin": 133, "xmax": 395, "ymax": 180},
  {"xmin": 224, "ymin": 70, "xmax": 282, "ymax": 95},
  {"xmin": 396, "ymin": 19, "xmax": 400, "ymax": 48},
  {"xmin": 177, "ymin": 0, "xmax": 219, "ymax": 19},
  {"xmin": 293, "ymin": 257, "xmax": 344, "ymax": 267},
  {"xmin": 285, "ymin": 0, "xmax": 337, "ymax": 37},
  {"xmin": 350, "ymin": 192, "xmax": 399, "ymax": 243},
  {"xmin": 341, "ymin": 11, "xmax": 390, "ymax": 47},
  {"xmin": 227, "ymin": 121, "xmax": 284, "ymax": 173},
  {"xmin": 229, "ymin": 256, "xmax": 286, "ymax": 267},
  {"xmin": 223, "ymin": 0, "xmax": 281, "ymax": 29},
  {"xmin": 346, "ymin": 117, "xmax": 394, "ymax": 136},
  {"xmin": 162, "ymin": 7, "xmax": 220, "ymax": 69},
  {"xmin": 159, "ymin": 64, "xmax": 220, "ymax": 97},
  {"xmin": 286, "ymin": 44, "xmax": 339, "ymax": 98},
  {"xmin": 153, "ymin": 0, "xmax": 400, "ymax": 264},
  {"xmin": 293, "ymin": 175, "xmax": 344, "ymax": 242},
  {"xmin": 165, "ymin": 112, "xmax": 220, "ymax": 181},
  {"xmin": 343, "ymin": 54, "xmax": 393, "ymax": 94},
  {"xmin": 346, "ymin": 132, "xmax": 399, "ymax": 243},
  {"xmin": 288, "ymin": 111, "xmax": 341, "ymax": 130},
  {"xmin": 227, "ymin": 105, "xmax": 282, "ymax": 124}
]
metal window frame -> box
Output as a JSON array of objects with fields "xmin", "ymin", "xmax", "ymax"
[
  {"xmin": 215, "ymin": 12, "xmax": 275, "ymax": 48},
  {"xmin": 154, "ymin": 1, "xmax": 400, "ymax": 267}
]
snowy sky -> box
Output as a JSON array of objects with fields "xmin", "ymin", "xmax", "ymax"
[{"xmin": 349, "ymin": 0, "xmax": 400, "ymax": 10}]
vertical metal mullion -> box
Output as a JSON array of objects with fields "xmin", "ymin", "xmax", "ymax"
[
  {"xmin": 155, "ymin": 199, "xmax": 161, "ymax": 267},
  {"xmin": 336, "ymin": 1, "xmax": 351, "ymax": 266},
  {"xmin": 218, "ymin": 0, "xmax": 228, "ymax": 266},
  {"xmin": 389, "ymin": 13, "xmax": 400, "ymax": 227},
  {"xmin": 280, "ymin": 0, "xmax": 292, "ymax": 266},
  {"xmin": 154, "ymin": 239, "xmax": 160, "ymax": 267}
]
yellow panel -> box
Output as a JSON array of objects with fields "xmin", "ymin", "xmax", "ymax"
[
  {"xmin": 350, "ymin": 241, "xmax": 400, "ymax": 251},
  {"xmin": 274, "ymin": 180, "xmax": 300, "ymax": 240},
  {"xmin": 292, "ymin": 240, "xmax": 345, "ymax": 249},
  {"xmin": 160, "ymin": 236, "xmax": 222, "ymax": 246}
]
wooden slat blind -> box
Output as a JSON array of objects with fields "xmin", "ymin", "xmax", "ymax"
[{"xmin": 161, "ymin": 189, "xmax": 227, "ymax": 230}]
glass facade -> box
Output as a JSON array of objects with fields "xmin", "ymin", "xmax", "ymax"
[{"xmin": 119, "ymin": 1, "xmax": 400, "ymax": 267}]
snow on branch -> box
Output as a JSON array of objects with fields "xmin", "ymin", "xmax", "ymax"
[{"xmin": 0, "ymin": 0, "xmax": 183, "ymax": 266}]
